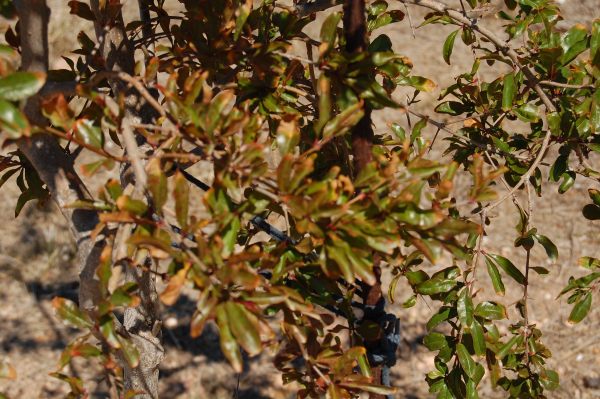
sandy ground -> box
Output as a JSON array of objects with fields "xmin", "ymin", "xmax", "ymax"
[{"xmin": 1, "ymin": 0, "xmax": 599, "ymax": 398}]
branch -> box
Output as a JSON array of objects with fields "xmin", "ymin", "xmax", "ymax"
[
  {"xmin": 89, "ymin": 2, "xmax": 163, "ymax": 397},
  {"xmin": 539, "ymin": 80, "xmax": 594, "ymax": 90},
  {"xmin": 295, "ymin": 0, "xmax": 343, "ymax": 17}
]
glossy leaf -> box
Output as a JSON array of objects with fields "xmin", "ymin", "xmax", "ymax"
[
  {"xmin": 568, "ymin": 292, "xmax": 592, "ymax": 324},
  {"xmin": 457, "ymin": 289, "xmax": 474, "ymax": 327},
  {"xmin": 0, "ymin": 99, "xmax": 29, "ymax": 138},
  {"xmin": 456, "ymin": 343, "xmax": 478, "ymax": 379},
  {"xmin": 502, "ymin": 72, "xmax": 516, "ymax": 111},
  {"xmin": 443, "ymin": 30, "xmax": 459, "ymax": 65},
  {"xmin": 486, "ymin": 254, "xmax": 525, "ymax": 285},
  {"xmin": 533, "ymin": 234, "xmax": 558, "ymax": 261},
  {"xmin": 0, "ymin": 71, "xmax": 45, "ymax": 101},
  {"xmin": 485, "ymin": 257, "xmax": 505, "ymax": 296}
]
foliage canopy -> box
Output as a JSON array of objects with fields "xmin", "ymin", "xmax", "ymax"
[{"xmin": 0, "ymin": 0, "xmax": 599, "ymax": 398}]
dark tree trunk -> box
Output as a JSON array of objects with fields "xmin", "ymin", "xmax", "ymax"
[{"xmin": 343, "ymin": 1, "xmax": 388, "ymax": 398}]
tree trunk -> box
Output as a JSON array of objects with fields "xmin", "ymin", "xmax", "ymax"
[
  {"xmin": 14, "ymin": 0, "xmax": 103, "ymax": 310},
  {"xmin": 89, "ymin": 2, "xmax": 164, "ymax": 397},
  {"xmin": 343, "ymin": 1, "xmax": 388, "ymax": 398}
]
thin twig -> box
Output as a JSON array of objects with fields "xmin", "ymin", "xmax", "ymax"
[
  {"xmin": 273, "ymin": 51, "xmax": 317, "ymax": 65},
  {"xmin": 121, "ymin": 118, "xmax": 148, "ymax": 189},
  {"xmin": 539, "ymin": 80, "xmax": 594, "ymax": 90},
  {"xmin": 404, "ymin": 2, "xmax": 416, "ymax": 38},
  {"xmin": 115, "ymin": 72, "xmax": 166, "ymax": 118}
]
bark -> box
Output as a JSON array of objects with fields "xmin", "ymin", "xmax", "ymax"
[
  {"xmin": 14, "ymin": 0, "xmax": 103, "ymax": 310},
  {"xmin": 343, "ymin": 1, "xmax": 387, "ymax": 397},
  {"xmin": 89, "ymin": 2, "xmax": 163, "ymax": 397}
]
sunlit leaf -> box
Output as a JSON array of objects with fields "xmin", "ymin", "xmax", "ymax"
[
  {"xmin": 568, "ymin": 292, "xmax": 592, "ymax": 324},
  {"xmin": 0, "ymin": 71, "xmax": 45, "ymax": 101},
  {"xmin": 442, "ymin": 30, "xmax": 459, "ymax": 65}
]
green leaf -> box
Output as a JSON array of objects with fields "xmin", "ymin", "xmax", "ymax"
[
  {"xmin": 416, "ymin": 278, "xmax": 457, "ymax": 295},
  {"xmin": 147, "ymin": 158, "xmax": 167, "ymax": 210},
  {"xmin": 173, "ymin": 171, "xmax": 189, "ymax": 228},
  {"xmin": 486, "ymin": 254, "xmax": 525, "ymax": 285},
  {"xmin": 225, "ymin": 301, "xmax": 262, "ymax": 356},
  {"xmin": 401, "ymin": 294, "xmax": 417, "ymax": 308},
  {"xmin": 406, "ymin": 76, "xmax": 436, "ymax": 92},
  {"xmin": 427, "ymin": 307, "xmax": 453, "ymax": 331},
  {"xmin": 496, "ymin": 335, "xmax": 520, "ymax": 359},
  {"xmin": 502, "ymin": 72, "xmax": 516, "ymax": 112},
  {"xmin": 216, "ymin": 304, "xmax": 243, "ymax": 372},
  {"xmin": 116, "ymin": 195, "xmax": 148, "ymax": 216},
  {"xmin": 0, "ymin": 99, "xmax": 29, "ymax": 138},
  {"xmin": 560, "ymin": 24, "xmax": 588, "ymax": 65},
  {"xmin": 424, "ymin": 332, "xmax": 449, "ymax": 351},
  {"xmin": 485, "ymin": 257, "xmax": 505, "ymax": 296},
  {"xmin": 222, "ymin": 217, "xmax": 241, "ymax": 258},
  {"xmin": 443, "ymin": 30, "xmax": 459, "ymax": 65},
  {"xmin": 110, "ymin": 282, "xmax": 140, "ymax": 308},
  {"xmin": 322, "ymin": 102, "xmax": 364, "ymax": 139},
  {"xmin": 474, "ymin": 301, "xmax": 507, "ymax": 320},
  {"xmin": 515, "ymin": 103, "xmax": 539, "ymax": 122},
  {"xmin": 592, "ymin": 19, "xmax": 600, "ymax": 67},
  {"xmin": 435, "ymin": 101, "xmax": 468, "ymax": 116},
  {"xmin": 456, "ymin": 343, "xmax": 477, "ymax": 379},
  {"xmin": 457, "ymin": 289, "xmax": 474, "ymax": 327},
  {"xmin": 75, "ymin": 119, "xmax": 104, "ymax": 149},
  {"xmin": 234, "ymin": 0, "xmax": 252, "ymax": 40},
  {"xmin": 320, "ymin": 12, "xmax": 342, "ymax": 53},
  {"xmin": 568, "ymin": 292, "xmax": 592, "ymax": 324},
  {"xmin": 466, "ymin": 379, "xmax": 479, "ymax": 399},
  {"xmin": 369, "ymin": 34, "xmax": 393, "ymax": 52},
  {"xmin": 558, "ymin": 171, "xmax": 575, "ymax": 194},
  {"xmin": 52, "ymin": 297, "xmax": 93, "ymax": 329},
  {"xmin": 579, "ymin": 256, "xmax": 600, "ymax": 269},
  {"xmin": 0, "ymin": 71, "xmax": 45, "ymax": 101},
  {"xmin": 190, "ymin": 289, "xmax": 216, "ymax": 338},
  {"xmin": 533, "ymin": 234, "xmax": 558, "ymax": 261},
  {"xmin": 99, "ymin": 316, "xmax": 120, "ymax": 348},
  {"xmin": 589, "ymin": 188, "xmax": 600, "ymax": 206},
  {"xmin": 470, "ymin": 320, "xmax": 486, "ymax": 357},
  {"xmin": 367, "ymin": 0, "xmax": 388, "ymax": 16},
  {"xmin": 540, "ymin": 369, "xmax": 560, "ymax": 391}
]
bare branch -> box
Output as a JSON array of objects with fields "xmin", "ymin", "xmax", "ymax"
[{"xmin": 539, "ymin": 80, "xmax": 594, "ymax": 90}]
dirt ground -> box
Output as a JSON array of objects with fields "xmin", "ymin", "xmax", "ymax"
[{"xmin": 1, "ymin": 1, "xmax": 599, "ymax": 398}]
